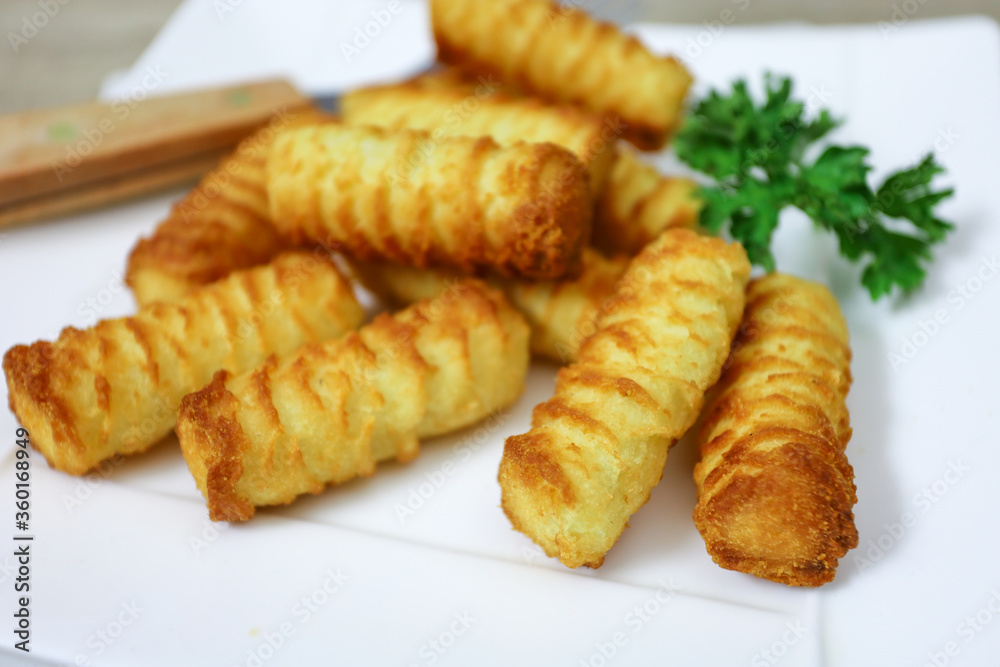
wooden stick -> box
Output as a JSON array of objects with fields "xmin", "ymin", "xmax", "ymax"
[
  {"xmin": 0, "ymin": 150, "xmax": 227, "ymax": 229},
  {"xmin": 0, "ymin": 79, "xmax": 310, "ymax": 211}
]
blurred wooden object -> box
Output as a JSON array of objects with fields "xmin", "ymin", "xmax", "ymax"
[{"xmin": 0, "ymin": 79, "xmax": 310, "ymax": 228}]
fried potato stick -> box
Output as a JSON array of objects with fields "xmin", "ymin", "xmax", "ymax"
[
  {"xmin": 406, "ymin": 67, "xmax": 520, "ymax": 95},
  {"xmin": 3, "ymin": 251, "xmax": 363, "ymax": 475},
  {"xmin": 267, "ymin": 124, "xmax": 591, "ymax": 279},
  {"xmin": 126, "ymin": 110, "xmax": 331, "ymax": 306},
  {"xmin": 341, "ymin": 83, "xmax": 616, "ymax": 195},
  {"xmin": 693, "ymin": 273, "xmax": 858, "ymax": 586},
  {"xmin": 499, "ymin": 229, "xmax": 751, "ymax": 568},
  {"xmin": 594, "ymin": 147, "xmax": 701, "ymax": 256},
  {"xmin": 177, "ymin": 281, "xmax": 530, "ymax": 522},
  {"xmin": 349, "ymin": 248, "xmax": 629, "ymax": 363},
  {"xmin": 347, "ymin": 78, "xmax": 698, "ymax": 256},
  {"xmin": 429, "ymin": 0, "xmax": 692, "ymax": 149}
]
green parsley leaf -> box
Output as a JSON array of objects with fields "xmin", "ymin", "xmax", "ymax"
[{"xmin": 675, "ymin": 75, "xmax": 954, "ymax": 300}]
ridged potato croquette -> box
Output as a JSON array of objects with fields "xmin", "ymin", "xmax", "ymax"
[
  {"xmin": 126, "ymin": 110, "xmax": 330, "ymax": 306},
  {"xmin": 349, "ymin": 248, "xmax": 629, "ymax": 363},
  {"xmin": 3, "ymin": 251, "xmax": 363, "ymax": 475},
  {"xmin": 594, "ymin": 147, "xmax": 701, "ymax": 255},
  {"xmin": 341, "ymin": 82, "xmax": 616, "ymax": 196},
  {"xmin": 499, "ymin": 229, "xmax": 751, "ymax": 568},
  {"xmin": 267, "ymin": 124, "xmax": 591, "ymax": 279},
  {"xmin": 429, "ymin": 0, "xmax": 692, "ymax": 149},
  {"xmin": 407, "ymin": 67, "xmax": 520, "ymax": 94},
  {"xmin": 176, "ymin": 281, "xmax": 530, "ymax": 522},
  {"xmin": 693, "ymin": 273, "xmax": 858, "ymax": 586}
]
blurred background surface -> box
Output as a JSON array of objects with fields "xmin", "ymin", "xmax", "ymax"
[{"xmin": 2, "ymin": 0, "xmax": 998, "ymax": 114}]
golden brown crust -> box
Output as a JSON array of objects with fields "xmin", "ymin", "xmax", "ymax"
[
  {"xmin": 125, "ymin": 109, "xmax": 333, "ymax": 306},
  {"xmin": 429, "ymin": 0, "xmax": 692, "ymax": 149},
  {"xmin": 179, "ymin": 370, "xmax": 255, "ymax": 522},
  {"xmin": 341, "ymin": 82, "xmax": 615, "ymax": 195},
  {"xmin": 3, "ymin": 343, "xmax": 83, "ymax": 458},
  {"xmin": 498, "ymin": 229, "xmax": 751, "ymax": 568},
  {"xmin": 177, "ymin": 281, "xmax": 530, "ymax": 521},
  {"xmin": 693, "ymin": 273, "xmax": 858, "ymax": 586},
  {"xmin": 594, "ymin": 146, "xmax": 701, "ymax": 255},
  {"xmin": 267, "ymin": 124, "xmax": 591, "ymax": 279},
  {"xmin": 349, "ymin": 247, "xmax": 629, "ymax": 363},
  {"xmin": 3, "ymin": 251, "xmax": 363, "ymax": 475}
]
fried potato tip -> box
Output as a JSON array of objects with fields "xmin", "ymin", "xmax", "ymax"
[
  {"xmin": 342, "ymin": 82, "xmax": 615, "ymax": 195},
  {"xmin": 267, "ymin": 123, "xmax": 592, "ymax": 280},
  {"xmin": 349, "ymin": 248, "xmax": 629, "ymax": 363},
  {"xmin": 3, "ymin": 251, "xmax": 363, "ymax": 475},
  {"xmin": 126, "ymin": 109, "xmax": 333, "ymax": 306},
  {"xmin": 177, "ymin": 281, "xmax": 530, "ymax": 522},
  {"xmin": 429, "ymin": 0, "xmax": 692, "ymax": 149},
  {"xmin": 693, "ymin": 273, "xmax": 858, "ymax": 586},
  {"xmin": 594, "ymin": 146, "xmax": 701, "ymax": 255},
  {"xmin": 499, "ymin": 229, "xmax": 751, "ymax": 568}
]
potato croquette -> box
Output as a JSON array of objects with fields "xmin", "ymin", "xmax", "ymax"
[
  {"xmin": 342, "ymin": 83, "xmax": 615, "ymax": 195},
  {"xmin": 4, "ymin": 251, "xmax": 363, "ymax": 474},
  {"xmin": 593, "ymin": 146, "xmax": 701, "ymax": 255},
  {"xmin": 499, "ymin": 229, "xmax": 750, "ymax": 568},
  {"xmin": 349, "ymin": 248, "xmax": 629, "ymax": 363},
  {"xmin": 430, "ymin": 0, "xmax": 692, "ymax": 149},
  {"xmin": 126, "ymin": 110, "xmax": 332, "ymax": 305},
  {"xmin": 177, "ymin": 281, "xmax": 529, "ymax": 521},
  {"xmin": 267, "ymin": 124, "xmax": 591, "ymax": 279},
  {"xmin": 693, "ymin": 273, "xmax": 858, "ymax": 586}
]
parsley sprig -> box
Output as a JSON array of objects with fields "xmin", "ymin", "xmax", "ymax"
[{"xmin": 674, "ymin": 75, "xmax": 954, "ymax": 300}]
